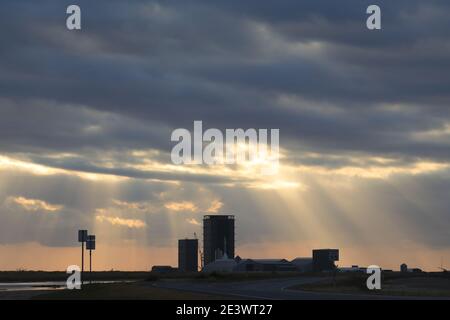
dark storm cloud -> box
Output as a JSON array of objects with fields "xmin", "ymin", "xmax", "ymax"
[
  {"xmin": 0, "ymin": 0, "xmax": 450, "ymax": 169},
  {"xmin": 4, "ymin": 0, "xmax": 450, "ymax": 256}
]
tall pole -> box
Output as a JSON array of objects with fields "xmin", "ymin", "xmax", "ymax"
[
  {"xmin": 86, "ymin": 234, "xmax": 95, "ymax": 285},
  {"xmin": 81, "ymin": 241, "xmax": 84, "ymax": 286},
  {"xmin": 89, "ymin": 249, "xmax": 92, "ymax": 284},
  {"xmin": 78, "ymin": 229, "xmax": 88, "ymax": 288}
]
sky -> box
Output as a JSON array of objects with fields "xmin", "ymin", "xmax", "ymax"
[{"xmin": 1, "ymin": 0, "xmax": 450, "ymax": 271}]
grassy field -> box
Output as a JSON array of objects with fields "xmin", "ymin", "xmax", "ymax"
[
  {"xmin": 290, "ymin": 272, "xmax": 450, "ymax": 297},
  {"xmin": 0, "ymin": 271, "xmax": 151, "ymax": 283},
  {"xmin": 0, "ymin": 270, "xmax": 320, "ymax": 283},
  {"xmin": 32, "ymin": 282, "xmax": 236, "ymax": 300}
]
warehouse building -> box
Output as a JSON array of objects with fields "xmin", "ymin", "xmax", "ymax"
[{"xmin": 234, "ymin": 259, "xmax": 297, "ymax": 272}]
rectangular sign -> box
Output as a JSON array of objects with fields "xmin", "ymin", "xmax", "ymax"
[
  {"xmin": 78, "ymin": 230, "xmax": 88, "ymax": 242},
  {"xmin": 86, "ymin": 235, "xmax": 96, "ymax": 250}
]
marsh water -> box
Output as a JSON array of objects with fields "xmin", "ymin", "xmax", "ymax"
[{"xmin": 0, "ymin": 280, "xmax": 124, "ymax": 292}]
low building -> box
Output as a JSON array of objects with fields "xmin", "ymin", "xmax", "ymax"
[
  {"xmin": 400, "ymin": 263, "xmax": 408, "ymax": 273},
  {"xmin": 151, "ymin": 265, "xmax": 177, "ymax": 273},
  {"xmin": 234, "ymin": 259, "xmax": 297, "ymax": 272},
  {"xmin": 312, "ymin": 249, "xmax": 339, "ymax": 272},
  {"xmin": 291, "ymin": 257, "xmax": 313, "ymax": 272},
  {"xmin": 339, "ymin": 265, "xmax": 366, "ymax": 273}
]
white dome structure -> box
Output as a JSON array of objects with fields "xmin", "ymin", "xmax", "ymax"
[{"xmin": 202, "ymin": 254, "xmax": 237, "ymax": 273}]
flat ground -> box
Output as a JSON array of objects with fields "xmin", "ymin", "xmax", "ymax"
[
  {"xmin": 0, "ymin": 271, "xmax": 150, "ymax": 283},
  {"xmin": 291, "ymin": 273, "xmax": 450, "ymax": 298},
  {"xmin": 0, "ymin": 270, "xmax": 310, "ymax": 282},
  {"xmin": 32, "ymin": 282, "xmax": 236, "ymax": 300},
  {"xmin": 2, "ymin": 272, "xmax": 450, "ymax": 300}
]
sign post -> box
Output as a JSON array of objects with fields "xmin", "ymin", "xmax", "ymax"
[
  {"xmin": 78, "ymin": 230, "xmax": 88, "ymax": 286},
  {"xmin": 86, "ymin": 235, "xmax": 96, "ymax": 284}
]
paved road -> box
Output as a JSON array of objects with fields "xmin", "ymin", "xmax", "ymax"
[
  {"xmin": 148, "ymin": 277, "xmax": 440, "ymax": 300},
  {"xmin": 2, "ymin": 277, "xmax": 447, "ymax": 300}
]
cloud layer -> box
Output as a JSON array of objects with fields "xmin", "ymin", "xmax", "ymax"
[{"xmin": 1, "ymin": 1, "xmax": 450, "ymax": 270}]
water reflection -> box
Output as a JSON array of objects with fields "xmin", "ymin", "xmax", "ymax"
[{"xmin": 0, "ymin": 281, "xmax": 126, "ymax": 292}]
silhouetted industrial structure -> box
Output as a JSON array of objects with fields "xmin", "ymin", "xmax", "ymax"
[
  {"xmin": 234, "ymin": 259, "xmax": 297, "ymax": 272},
  {"xmin": 312, "ymin": 249, "xmax": 339, "ymax": 272},
  {"xmin": 151, "ymin": 265, "xmax": 177, "ymax": 273},
  {"xmin": 291, "ymin": 257, "xmax": 313, "ymax": 272},
  {"xmin": 178, "ymin": 239, "xmax": 198, "ymax": 272},
  {"xmin": 203, "ymin": 215, "xmax": 235, "ymax": 266}
]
